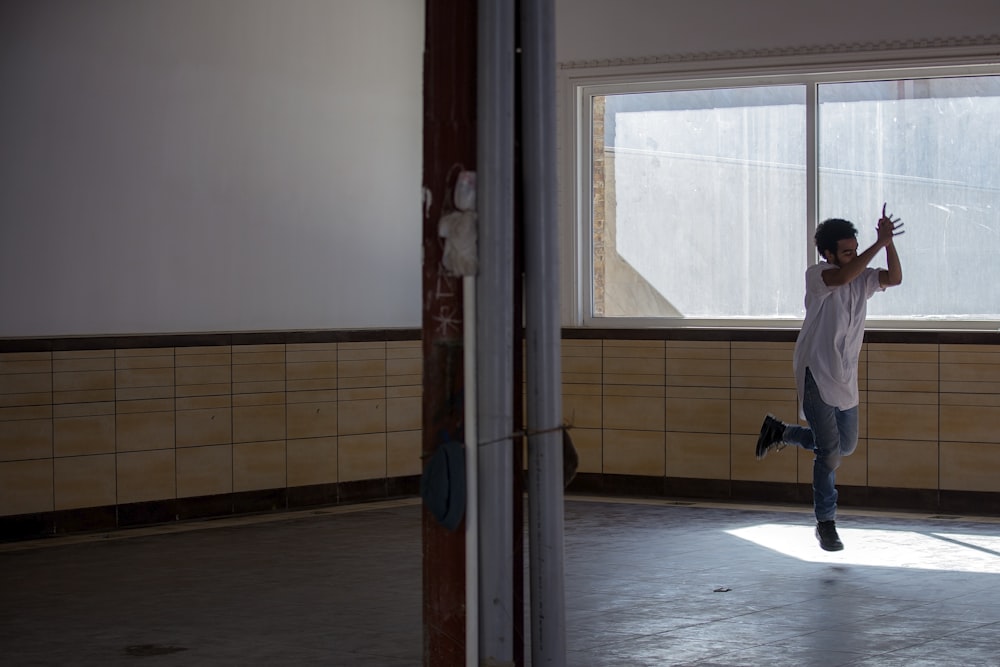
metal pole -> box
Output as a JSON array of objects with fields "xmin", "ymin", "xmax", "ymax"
[
  {"xmin": 477, "ymin": 0, "xmax": 516, "ymax": 664},
  {"xmin": 520, "ymin": 0, "xmax": 566, "ymax": 664}
]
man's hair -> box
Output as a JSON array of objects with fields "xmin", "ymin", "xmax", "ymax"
[{"xmin": 814, "ymin": 218, "xmax": 858, "ymax": 258}]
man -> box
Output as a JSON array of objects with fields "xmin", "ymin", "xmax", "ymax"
[{"xmin": 756, "ymin": 204, "xmax": 904, "ymax": 551}]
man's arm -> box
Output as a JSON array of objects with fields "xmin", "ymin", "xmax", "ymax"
[
  {"xmin": 824, "ymin": 204, "xmax": 904, "ymax": 287},
  {"xmin": 879, "ymin": 238, "xmax": 902, "ymax": 288}
]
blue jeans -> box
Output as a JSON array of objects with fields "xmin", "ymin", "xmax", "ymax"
[{"xmin": 782, "ymin": 368, "xmax": 859, "ymax": 522}]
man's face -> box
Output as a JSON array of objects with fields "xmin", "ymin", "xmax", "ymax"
[{"xmin": 824, "ymin": 237, "xmax": 858, "ymax": 267}]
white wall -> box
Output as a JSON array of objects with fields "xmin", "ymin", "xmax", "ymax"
[
  {"xmin": 0, "ymin": 0, "xmax": 424, "ymax": 337},
  {"xmin": 4, "ymin": 1, "xmax": 996, "ymax": 337},
  {"xmin": 555, "ymin": 0, "xmax": 1000, "ymax": 64}
]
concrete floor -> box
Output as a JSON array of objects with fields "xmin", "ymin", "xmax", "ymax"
[{"xmin": 3, "ymin": 496, "xmax": 1000, "ymax": 666}]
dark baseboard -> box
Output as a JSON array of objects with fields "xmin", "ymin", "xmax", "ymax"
[
  {"xmin": 0, "ymin": 476, "xmax": 424, "ymax": 543},
  {"xmin": 5, "ymin": 475, "xmax": 999, "ymax": 543},
  {"xmin": 565, "ymin": 475, "xmax": 1000, "ymax": 518}
]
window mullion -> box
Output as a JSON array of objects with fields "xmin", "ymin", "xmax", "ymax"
[{"xmin": 806, "ymin": 81, "xmax": 818, "ymax": 264}]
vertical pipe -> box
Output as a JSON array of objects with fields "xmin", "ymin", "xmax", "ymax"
[
  {"xmin": 520, "ymin": 0, "xmax": 566, "ymax": 665},
  {"xmin": 464, "ymin": 275, "xmax": 478, "ymax": 667},
  {"xmin": 477, "ymin": 0, "xmax": 516, "ymax": 664}
]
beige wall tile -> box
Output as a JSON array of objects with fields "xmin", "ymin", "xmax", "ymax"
[
  {"xmin": 52, "ymin": 358, "xmax": 115, "ymax": 403},
  {"xmin": 0, "ymin": 372, "xmax": 52, "ymax": 394},
  {"xmin": 339, "ymin": 342, "xmax": 387, "ymax": 361},
  {"xmin": 233, "ymin": 440, "xmax": 286, "ymax": 492},
  {"xmin": 287, "ymin": 437, "xmax": 338, "ymax": 486},
  {"xmin": 54, "ymin": 414, "xmax": 115, "ymax": 457},
  {"xmin": 176, "ymin": 382, "xmax": 233, "ymax": 398},
  {"xmin": 176, "ymin": 445, "xmax": 232, "ymax": 498},
  {"xmin": 232, "ymin": 345, "xmax": 285, "ymax": 364},
  {"xmin": 387, "ymin": 385, "xmax": 420, "ymax": 399},
  {"xmin": 387, "ymin": 340, "xmax": 421, "ymax": 354},
  {"xmin": 386, "ymin": 395, "xmax": 420, "ymax": 433},
  {"xmin": 602, "ymin": 429, "xmax": 663, "ymax": 476},
  {"xmin": 286, "ymin": 360, "xmax": 338, "ymax": 382},
  {"xmin": 339, "ymin": 433, "xmax": 386, "ymax": 482},
  {"xmin": 52, "ymin": 350, "xmax": 114, "ymax": 372},
  {"xmin": 115, "ymin": 354, "xmax": 173, "ymax": 371},
  {"xmin": 666, "ymin": 388, "xmax": 730, "ymax": 434},
  {"xmin": 563, "ymin": 339, "xmax": 602, "ymax": 351},
  {"xmin": 866, "ymin": 344, "xmax": 938, "ymax": 363},
  {"xmin": 338, "ymin": 374, "xmax": 386, "ymax": 390},
  {"xmin": 176, "ymin": 406, "xmax": 232, "ymax": 448},
  {"xmin": 731, "ymin": 433, "xmax": 796, "ymax": 482},
  {"xmin": 116, "ymin": 410, "xmax": 175, "ymax": 452},
  {"xmin": 338, "ymin": 358, "xmax": 386, "ymax": 379},
  {"xmin": 386, "ymin": 430, "xmax": 421, "ymax": 478},
  {"xmin": 867, "ymin": 400, "xmax": 938, "ymax": 442},
  {"xmin": 175, "ymin": 349, "xmax": 231, "ymax": 398},
  {"xmin": 665, "ymin": 357, "xmax": 730, "ymax": 381},
  {"xmin": 603, "ymin": 354, "xmax": 664, "ymax": 382},
  {"xmin": 175, "ymin": 364, "xmax": 231, "ymax": 387},
  {"xmin": 386, "ymin": 355, "xmax": 421, "ymax": 377},
  {"xmin": 338, "ymin": 387, "xmax": 384, "ymax": 402},
  {"xmin": 0, "ymin": 418, "xmax": 52, "ymax": 461},
  {"xmin": 563, "ymin": 392, "xmax": 601, "ymax": 429},
  {"xmin": 287, "ymin": 376, "xmax": 339, "ymax": 392},
  {"xmin": 603, "ymin": 394, "xmax": 664, "ymax": 432},
  {"xmin": 868, "ymin": 439, "xmax": 938, "ymax": 489},
  {"xmin": 232, "ymin": 403, "xmax": 285, "ymax": 444},
  {"xmin": 176, "ymin": 395, "xmax": 230, "ymax": 411},
  {"xmin": 232, "ymin": 362, "xmax": 285, "ymax": 385},
  {"xmin": 287, "ymin": 400, "xmax": 337, "ymax": 439},
  {"xmin": 0, "ymin": 392, "xmax": 52, "ymax": 408},
  {"xmin": 54, "ymin": 454, "xmax": 116, "ymax": 510},
  {"xmin": 175, "ymin": 346, "xmax": 231, "ymax": 367},
  {"xmin": 287, "ymin": 389, "xmax": 339, "ymax": 403},
  {"xmin": 666, "ymin": 432, "xmax": 729, "ymax": 479},
  {"xmin": 603, "ymin": 340, "xmax": 664, "ymax": 358},
  {"xmin": 53, "ymin": 389, "xmax": 115, "ymax": 404},
  {"xmin": 286, "ymin": 344, "xmax": 338, "ymax": 364},
  {"xmin": 387, "ymin": 372, "xmax": 422, "ymax": 388},
  {"xmin": 0, "ymin": 405, "xmax": 52, "ymax": 421},
  {"xmin": 339, "ymin": 399, "xmax": 385, "ymax": 436},
  {"xmin": 730, "ymin": 341, "xmax": 795, "ymax": 356},
  {"xmin": 53, "ymin": 370, "xmax": 114, "ymax": 393},
  {"xmin": 562, "ymin": 354, "xmax": 602, "ymax": 376},
  {"xmin": 0, "ymin": 351, "xmax": 51, "ymax": 371},
  {"xmin": 940, "ymin": 400, "xmax": 1000, "ymax": 444},
  {"xmin": 53, "ymin": 401, "xmax": 114, "ymax": 418},
  {"xmin": 940, "ymin": 354, "xmax": 1000, "ymax": 381},
  {"xmin": 731, "ymin": 358, "xmax": 793, "ymax": 383},
  {"xmin": 117, "ymin": 449, "xmax": 175, "ymax": 504},
  {"xmin": 940, "ymin": 442, "xmax": 1000, "ymax": 492},
  {"xmin": 0, "ymin": 458, "xmax": 53, "ymax": 516}
]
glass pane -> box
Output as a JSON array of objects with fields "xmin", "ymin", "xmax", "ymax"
[
  {"xmin": 593, "ymin": 86, "xmax": 807, "ymax": 319},
  {"xmin": 819, "ymin": 76, "xmax": 1000, "ymax": 321}
]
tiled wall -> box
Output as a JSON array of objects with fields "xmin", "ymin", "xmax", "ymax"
[
  {"xmin": 3, "ymin": 332, "xmax": 1000, "ymax": 536},
  {"xmin": 0, "ymin": 339, "xmax": 423, "ymax": 533},
  {"xmin": 561, "ymin": 337, "xmax": 1000, "ymax": 511}
]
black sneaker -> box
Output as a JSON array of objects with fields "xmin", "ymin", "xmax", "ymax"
[
  {"xmin": 815, "ymin": 520, "xmax": 844, "ymax": 551},
  {"xmin": 755, "ymin": 414, "xmax": 787, "ymax": 460}
]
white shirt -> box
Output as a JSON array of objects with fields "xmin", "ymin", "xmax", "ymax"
[{"xmin": 793, "ymin": 261, "xmax": 883, "ymax": 418}]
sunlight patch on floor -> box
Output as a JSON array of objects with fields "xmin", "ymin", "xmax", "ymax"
[{"xmin": 726, "ymin": 523, "xmax": 1000, "ymax": 573}]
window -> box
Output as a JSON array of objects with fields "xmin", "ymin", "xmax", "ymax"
[{"xmin": 582, "ymin": 64, "xmax": 1000, "ymax": 328}]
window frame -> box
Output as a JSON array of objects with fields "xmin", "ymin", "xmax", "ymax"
[{"xmin": 565, "ymin": 51, "xmax": 1000, "ymax": 330}]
